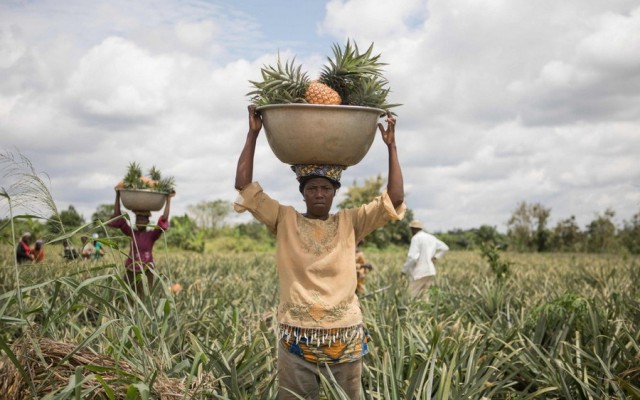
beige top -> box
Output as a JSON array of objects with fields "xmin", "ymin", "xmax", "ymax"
[{"xmin": 235, "ymin": 182, "xmax": 406, "ymax": 329}]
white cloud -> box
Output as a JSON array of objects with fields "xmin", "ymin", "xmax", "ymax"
[
  {"xmin": 175, "ymin": 20, "xmax": 218, "ymax": 50},
  {"xmin": 321, "ymin": 0, "xmax": 427, "ymax": 39},
  {"xmin": 1, "ymin": 0, "xmax": 639, "ymax": 234},
  {"xmin": 577, "ymin": 7, "xmax": 640, "ymax": 73},
  {"xmin": 67, "ymin": 37, "xmax": 172, "ymax": 119}
]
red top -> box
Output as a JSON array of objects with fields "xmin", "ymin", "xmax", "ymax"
[{"xmin": 108, "ymin": 214, "xmax": 169, "ymax": 270}]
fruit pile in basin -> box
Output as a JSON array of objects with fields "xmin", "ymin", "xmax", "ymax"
[
  {"xmin": 248, "ymin": 40, "xmax": 399, "ymax": 167},
  {"xmin": 115, "ymin": 162, "xmax": 175, "ymax": 212}
]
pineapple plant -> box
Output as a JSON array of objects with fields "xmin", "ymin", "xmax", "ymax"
[
  {"xmin": 248, "ymin": 40, "xmax": 399, "ymax": 111},
  {"xmin": 117, "ymin": 162, "xmax": 175, "ymax": 194}
]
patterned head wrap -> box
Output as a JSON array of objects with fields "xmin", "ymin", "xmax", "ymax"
[{"xmin": 291, "ymin": 164, "xmax": 346, "ymax": 192}]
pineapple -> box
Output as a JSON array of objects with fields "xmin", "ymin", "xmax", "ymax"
[
  {"xmin": 305, "ymin": 80, "xmax": 341, "ymax": 105},
  {"xmin": 248, "ymin": 40, "xmax": 399, "ymax": 111},
  {"xmin": 248, "ymin": 56, "xmax": 341, "ymax": 105}
]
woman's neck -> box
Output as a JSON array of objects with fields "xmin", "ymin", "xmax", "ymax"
[{"xmin": 302, "ymin": 212, "xmax": 329, "ymax": 221}]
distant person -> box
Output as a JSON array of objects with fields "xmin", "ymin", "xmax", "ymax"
[
  {"xmin": 63, "ymin": 239, "xmax": 79, "ymax": 260},
  {"xmin": 355, "ymin": 242, "xmax": 374, "ymax": 295},
  {"xmin": 32, "ymin": 239, "xmax": 45, "ymax": 263},
  {"xmin": 16, "ymin": 232, "xmax": 34, "ymax": 264},
  {"xmin": 80, "ymin": 235, "xmax": 94, "ymax": 260},
  {"xmin": 108, "ymin": 190, "xmax": 172, "ymax": 299},
  {"xmin": 402, "ymin": 220, "xmax": 449, "ymax": 299},
  {"xmin": 92, "ymin": 233, "xmax": 105, "ymax": 260}
]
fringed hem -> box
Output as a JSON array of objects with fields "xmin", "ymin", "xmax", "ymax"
[{"xmin": 278, "ymin": 323, "xmax": 364, "ymax": 347}]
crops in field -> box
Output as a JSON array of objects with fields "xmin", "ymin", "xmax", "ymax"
[{"xmin": 1, "ymin": 246, "xmax": 639, "ymax": 399}]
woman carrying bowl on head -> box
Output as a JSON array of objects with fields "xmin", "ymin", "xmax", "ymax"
[
  {"xmin": 234, "ymin": 104, "xmax": 405, "ymax": 399},
  {"xmin": 108, "ymin": 189, "xmax": 172, "ymax": 300}
]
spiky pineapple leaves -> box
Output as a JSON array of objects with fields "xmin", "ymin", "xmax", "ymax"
[
  {"xmin": 248, "ymin": 40, "xmax": 400, "ymax": 112},
  {"xmin": 122, "ymin": 162, "xmax": 175, "ymax": 194},
  {"xmin": 123, "ymin": 162, "xmax": 146, "ymax": 190},
  {"xmin": 248, "ymin": 55, "xmax": 309, "ymax": 106}
]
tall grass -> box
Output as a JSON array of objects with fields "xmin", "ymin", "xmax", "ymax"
[{"xmin": 3, "ymin": 247, "xmax": 637, "ymax": 399}]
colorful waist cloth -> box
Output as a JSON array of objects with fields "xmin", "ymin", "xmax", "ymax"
[{"xmin": 278, "ymin": 323, "xmax": 370, "ymax": 364}]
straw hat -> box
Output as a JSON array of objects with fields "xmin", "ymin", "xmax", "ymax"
[{"xmin": 408, "ymin": 220, "xmax": 423, "ymax": 230}]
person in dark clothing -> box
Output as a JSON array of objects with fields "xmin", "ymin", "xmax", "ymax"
[
  {"xmin": 63, "ymin": 239, "xmax": 79, "ymax": 260},
  {"xmin": 16, "ymin": 232, "xmax": 34, "ymax": 264}
]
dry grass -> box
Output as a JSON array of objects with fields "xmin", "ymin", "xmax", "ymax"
[{"xmin": 0, "ymin": 335, "xmax": 186, "ymax": 399}]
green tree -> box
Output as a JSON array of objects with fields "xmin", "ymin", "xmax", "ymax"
[
  {"xmin": 507, "ymin": 201, "xmax": 551, "ymax": 252},
  {"xmin": 338, "ymin": 175, "xmax": 385, "ymax": 210},
  {"xmin": 165, "ymin": 214, "xmax": 204, "ymax": 252},
  {"xmin": 586, "ymin": 208, "xmax": 619, "ymax": 253},
  {"xmin": 236, "ymin": 221, "xmax": 275, "ymax": 246},
  {"xmin": 0, "ymin": 216, "xmax": 46, "ymax": 244},
  {"xmin": 438, "ymin": 229, "xmax": 472, "ymax": 250},
  {"xmin": 187, "ymin": 200, "xmax": 232, "ymax": 230},
  {"xmin": 550, "ymin": 215, "xmax": 584, "ymax": 252},
  {"xmin": 532, "ymin": 203, "xmax": 551, "ymax": 251},
  {"xmin": 618, "ymin": 210, "xmax": 640, "ymax": 254},
  {"xmin": 507, "ymin": 201, "xmax": 532, "ymax": 251},
  {"xmin": 337, "ymin": 175, "xmax": 412, "ymax": 248},
  {"xmin": 46, "ymin": 205, "xmax": 85, "ymax": 235},
  {"xmin": 474, "ymin": 225, "xmax": 506, "ymax": 248},
  {"xmin": 91, "ymin": 203, "xmax": 115, "ymax": 225}
]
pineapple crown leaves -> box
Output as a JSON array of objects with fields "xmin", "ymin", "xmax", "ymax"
[
  {"xmin": 345, "ymin": 75, "xmax": 402, "ymax": 111},
  {"xmin": 319, "ymin": 40, "xmax": 389, "ymax": 102},
  {"xmin": 321, "ymin": 40, "xmax": 386, "ymax": 82},
  {"xmin": 148, "ymin": 165, "xmax": 162, "ymax": 181},
  {"xmin": 247, "ymin": 40, "xmax": 399, "ymax": 110},
  {"xmin": 155, "ymin": 176, "xmax": 176, "ymax": 194},
  {"xmin": 122, "ymin": 162, "xmax": 175, "ymax": 193},
  {"xmin": 123, "ymin": 162, "xmax": 146, "ymax": 189},
  {"xmin": 248, "ymin": 55, "xmax": 310, "ymax": 105}
]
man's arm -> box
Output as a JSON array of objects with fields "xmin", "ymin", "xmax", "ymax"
[
  {"xmin": 434, "ymin": 239, "xmax": 449, "ymax": 259},
  {"xmin": 403, "ymin": 237, "xmax": 419, "ymax": 274}
]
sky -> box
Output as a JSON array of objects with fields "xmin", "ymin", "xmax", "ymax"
[{"xmin": 1, "ymin": 0, "xmax": 639, "ymax": 233}]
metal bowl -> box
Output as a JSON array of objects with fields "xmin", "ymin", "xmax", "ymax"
[
  {"xmin": 257, "ymin": 104, "xmax": 385, "ymax": 166},
  {"xmin": 119, "ymin": 189, "xmax": 167, "ymax": 212}
]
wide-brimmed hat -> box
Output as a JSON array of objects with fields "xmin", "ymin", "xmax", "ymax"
[
  {"xmin": 291, "ymin": 164, "xmax": 345, "ymax": 192},
  {"xmin": 409, "ymin": 220, "xmax": 423, "ymax": 230}
]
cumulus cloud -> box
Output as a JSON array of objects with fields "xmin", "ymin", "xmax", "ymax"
[{"xmin": 1, "ymin": 0, "xmax": 639, "ymax": 233}]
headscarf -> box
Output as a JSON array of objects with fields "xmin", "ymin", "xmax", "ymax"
[{"xmin": 291, "ymin": 164, "xmax": 346, "ymax": 192}]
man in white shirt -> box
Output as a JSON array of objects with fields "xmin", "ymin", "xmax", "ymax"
[{"xmin": 402, "ymin": 219, "xmax": 449, "ymax": 299}]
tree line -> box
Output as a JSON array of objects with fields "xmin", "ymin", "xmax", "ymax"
[
  {"xmin": 2, "ymin": 181, "xmax": 639, "ymax": 255},
  {"xmin": 439, "ymin": 201, "xmax": 640, "ymax": 254}
]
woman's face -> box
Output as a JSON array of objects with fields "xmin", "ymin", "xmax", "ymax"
[
  {"xmin": 135, "ymin": 214, "xmax": 150, "ymax": 230},
  {"xmin": 302, "ymin": 177, "xmax": 336, "ymax": 219}
]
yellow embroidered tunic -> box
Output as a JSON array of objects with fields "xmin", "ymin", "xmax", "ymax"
[{"xmin": 234, "ymin": 182, "xmax": 406, "ymax": 331}]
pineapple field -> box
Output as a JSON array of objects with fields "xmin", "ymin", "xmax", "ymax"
[{"xmin": 1, "ymin": 245, "xmax": 638, "ymax": 399}]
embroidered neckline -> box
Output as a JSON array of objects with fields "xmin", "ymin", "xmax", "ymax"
[{"xmin": 296, "ymin": 213, "xmax": 339, "ymax": 256}]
